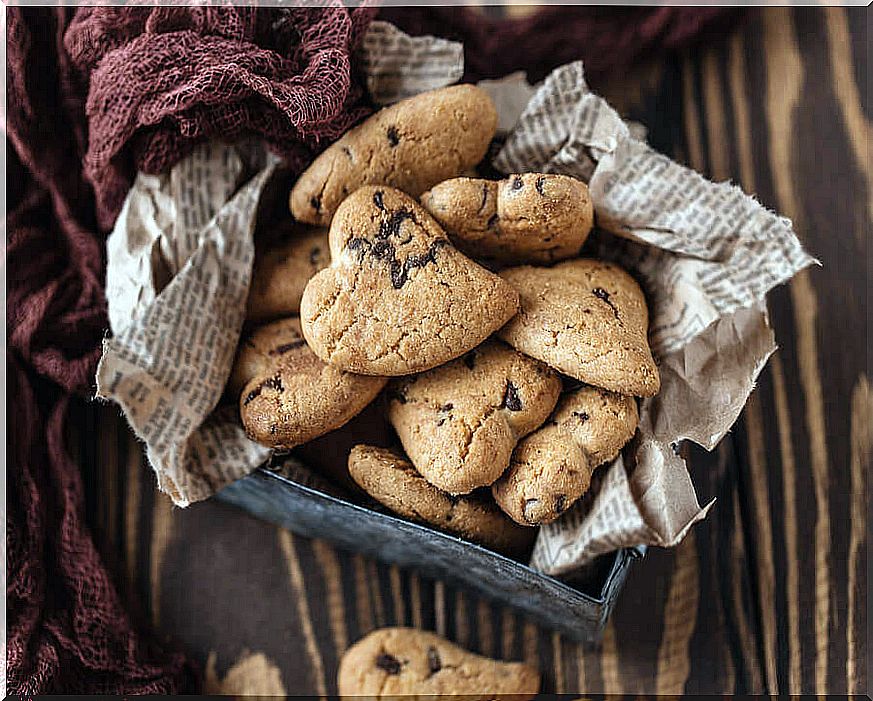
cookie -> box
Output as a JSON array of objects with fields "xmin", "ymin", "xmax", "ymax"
[
  {"xmin": 492, "ymin": 385, "xmax": 639, "ymax": 525},
  {"xmin": 337, "ymin": 627, "xmax": 540, "ymax": 698},
  {"xmin": 290, "ymin": 85, "xmax": 498, "ymax": 226},
  {"xmin": 421, "ymin": 173, "xmax": 594, "ymax": 265},
  {"xmin": 387, "ymin": 340, "xmax": 561, "ymax": 494},
  {"xmin": 246, "ymin": 225, "xmax": 329, "ymax": 323},
  {"xmin": 348, "ymin": 445, "xmax": 535, "ymax": 558},
  {"xmin": 232, "ymin": 318, "xmax": 386, "ymax": 449},
  {"xmin": 498, "ymin": 259, "xmax": 660, "ymax": 397},
  {"xmin": 300, "ymin": 186, "xmax": 519, "ymax": 376}
]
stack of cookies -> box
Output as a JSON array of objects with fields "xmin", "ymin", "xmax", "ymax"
[{"xmin": 229, "ymin": 84, "xmax": 660, "ymax": 559}]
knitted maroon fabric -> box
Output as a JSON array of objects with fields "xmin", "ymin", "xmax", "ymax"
[
  {"xmin": 6, "ymin": 6, "xmax": 740, "ymax": 694},
  {"xmin": 382, "ymin": 6, "xmax": 743, "ymax": 84},
  {"xmin": 6, "ymin": 5, "xmax": 375, "ymax": 693}
]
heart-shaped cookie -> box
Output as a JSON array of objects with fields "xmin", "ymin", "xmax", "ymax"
[
  {"xmin": 232, "ymin": 317, "xmax": 386, "ymax": 449},
  {"xmin": 498, "ymin": 259, "xmax": 660, "ymax": 396},
  {"xmin": 387, "ymin": 340, "xmax": 561, "ymax": 494},
  {"xmin": 300, "ymin": 186, "xmax": 520, "ymax": 376},
  {"xmin": 290, "ymin": 84, "xmax": 498, "ymax": 226},
  {"xmin": 421, "ymin": 173, "xmax": 594, "ymax": 265},
  {"xmin": 348, "ymin": 444, "xmax": 535, "ymax": 557},
  {"xmin": 493, "ymin": 384, "xmax": 638, "ymax": 525},
  {"xmin": 246, "ymin": 224, "xmax": 329, "ymax": 323},
  {"xmin": 338, "ymin": 627, "xmax": 540, "ymax": 697}
]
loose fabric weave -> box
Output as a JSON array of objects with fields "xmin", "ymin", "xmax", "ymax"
[
  {"xmin": 6, "ymin": 5, "xmax": 740, "ymax": 694},
  {"xmin": 6, "ymin": 5, "xmax": 375, "ymax": 693}
]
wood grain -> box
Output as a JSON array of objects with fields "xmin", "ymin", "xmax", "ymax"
[{"xmin": 71, "ymin": 7, "xmax": 868, "ymax": 695}]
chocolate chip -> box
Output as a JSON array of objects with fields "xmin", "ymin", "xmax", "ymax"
[
  {"xmin": 572, "ymin": 411, "xmax": 589, "ymax": 423},
  {"xmin": 426, "ymin": 647, "xmax": 442, "ymax": 676},
  {"xmin": 440, "ymin": 403, "xmax": 454, "ymax": 412},
  {"xmin": 309, "ymin": 247, "xmax": 322, "ymax": 266},
  {"xmin": 263, "ymin": 375, "xmax": 284, "ymax": 393},
  {"xmin": 375, "ymin": 653, "xmax": 402, "ymax": 674},
  {"xmin": 593, "ymin": 287, "xmax": 620, "ymax": 320},
  {"xmin": 310, "ymin": 195, "xmax": 321, "ymax": 211},
  {"xmin": 511, "ymin": 175, "xmax": 524, "ymax": 191},
  {"xmin": 386, "ymin": 126, "xmax": 400, "ymax": 147},
  {"xmin": 243, "ymin": 386, "xmax": 262, "ymax": 405},
  {"xmin": 555, "ymin": 494, "xmax": 568, "ymax": 514},
  {"xmin": 270, "ymin": 340, "xmax": 306, "ymax": 354},
  {"xmin": 536, "ymin": 175, "xmax": 547, "ymax": 196},
  {"xmin": 437, "ymin": 417, "xmax": 446, "ymax": 427},
  {"xmin": 342, "ymin": 146, "xmax": 353, "ymax": 160},
  {"xmin": 501, "ymin": 381, "xmax": 523, "ymax": 411},
  {"xmin": 373, "ymin": 190, "xmax": 385, "ymax": 211},
  {"xmin": 346, "ymin": 236, "xmax": 371, "ymax": 260}
]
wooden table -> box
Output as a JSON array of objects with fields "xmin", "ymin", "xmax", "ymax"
[{"xmin": 75, "ymin": 7, "xmax": 869, "ymax": 695}]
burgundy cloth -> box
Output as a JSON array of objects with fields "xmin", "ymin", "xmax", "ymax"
[
  {"xmin": 6, "ymin": 5, "xmax": 740, "ymax": 694},
  {"xmin": 382, "ymin": 6, "xmax": 743, "ymax": 84},
  {"xmin": 7, "ymin": 5, "xmax": 375, "ymax": 694}
]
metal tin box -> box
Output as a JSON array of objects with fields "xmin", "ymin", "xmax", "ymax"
[{"xmin": 218, "ymin": 464, "xmax": 640, "ymax": 643}]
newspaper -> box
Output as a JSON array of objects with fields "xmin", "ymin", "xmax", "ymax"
[{"xmin": 96, "ymin": 23, "xmax": 814, "ymax": 572}]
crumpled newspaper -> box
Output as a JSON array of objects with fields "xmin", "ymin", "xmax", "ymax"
[{"xmin": 96, "ymin": 22, "xmax": 814, "ymax": 573}]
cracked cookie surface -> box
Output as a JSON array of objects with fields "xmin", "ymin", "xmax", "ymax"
[
  {"xmin": 387, "ymin": 340, "xmax": 561, "ymax": 494},
  {"xmin": 348, "ymin": 445, "xmax": 535, "ymax": 558},
  {"xmin": 421, "ymin": 173, "xmax": 594, "ymax": 265},
  {"xmin": 337, "ymin": 627, "xmax": 540, "ymax": 698},
  {"xmin": 300, "ymin": 186, "xmax": 519, "ymax": 376},
  {"xmin": 246, "ymin": 225, "xmax": 330, "ymax": 323},
  {"xmin": 498, "ymin": 258, "xmax": 660, "ymax": 396},
  {"xmin": 290, "ymin": 84, "xmax": 498, "ymax": 226},
  {"xmin": 493, "ymin": 384, "xmax": 639, "ymax": 525},
  {"xmin": 233, "ymin": 318, "xmax": 386, "ymax": 449}
]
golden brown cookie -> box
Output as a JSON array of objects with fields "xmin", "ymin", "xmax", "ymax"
[
  {"xmin": 290, "ymin": 85, "xmax": 498, "ymax": 226},
  {"xmin": 233, "ymin": 318, "xmax": 386, "ymax": 449},
  {"xmin": 246, "ymin": 226, "xmax": 329, "ymax": 323},
  {"xmin": 421, "ymin": 173, "xmax": 594, "ymax": 265},
  {"xmin": 493, "ymin": 384, "xmax": 639, "ymax": 525},
  {"xmin": 337, "ymin": 627, "xmax": 540, "ymax": 698},
  {"xmin": 300, "ymin": 187, "xmax": 519, "ymax": 376},
  {"xmin": 348, "ymin": 445, "xmax": 535, "ymax": 558},
  {"xmin": 498, "ymin": 259, "xmax": 660, "ymax": 397},
  {"xmin": 387, "ymin": 340, "xmax": 561, "ymax": 494}
]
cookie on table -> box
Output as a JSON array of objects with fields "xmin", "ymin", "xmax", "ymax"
[
  {"xmin": 338, "ymin": 627, "xmax": 540, "ymax": 698},
  {"xmin": 493, "ymin": 385, "xmax": 639, "ymax": 525},
  {"xmin": 498, "ymin": 258, "xmax": 660, "ymax": 397},
  {"xmin": 387, "ymin": 340, "xmax": 561, "ymax": 494},
  {"xmin": 300, "ymin": 186, "xmax": 519, "ymax": 376},
  {"xmin": 420, "ymin": 173, "xmax": 594, "ymax": 265},
  {"xmin": 348, "ymin": 445, "xmax": 535, "ymax": 558},
  {"xmin": 290, "ymin": 84, "xmax": 498, "ymax": 226},
  {"xmin": 232, "ymin": 318, "xmax": 386, "ymax": 449},
  {"xmin": 245, "ymin": 225, "xmax": 329, "ymax": 323}
]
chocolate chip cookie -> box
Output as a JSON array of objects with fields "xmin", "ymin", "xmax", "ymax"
[
  {"xmin": 498, "ymin": 258, "xmax": 660, "ymax": 396},
  {"xmin": 420, "ymin": 173, "xmax": 594, "ymax": 265},
  {"xmin": 232, "ymin": 318, "xmax": 386, "ymax": 449},
  {"xmin": 493, "ymin": 384, "xmax": 639, "ymax": 525},
  {"xmin": 387, "ymin": 340, "xmax": 561, "ymax": 494},
  {"xmin": 290, "ymin": 84, "xmax": 498, "ymax": 226},
  {"xmin": 337, "ymin": 627, "xmax": 540, "ymax": 698},
  {"xmin": 348, "ymin": 445, "xmax": 535, "ymax": 558},
  {"xmin": 246, "ymin": 225, "xmax": 329, "ymax": 323},
  {"xmin": 300, "ymin": 187, "xmax": 519, "ymax": 376}
]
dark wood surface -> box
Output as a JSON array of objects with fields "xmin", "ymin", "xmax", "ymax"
[{"xmin": 74, "ymin": 7, "xmax": 869, "ymax": 695}]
